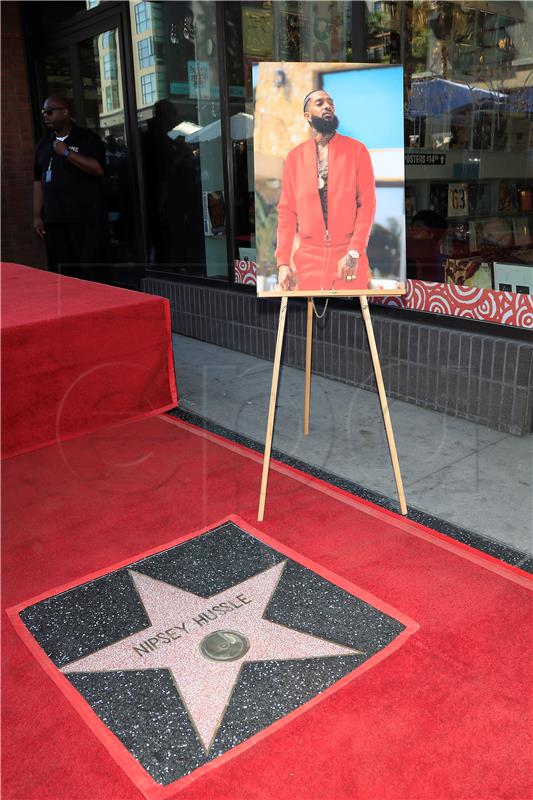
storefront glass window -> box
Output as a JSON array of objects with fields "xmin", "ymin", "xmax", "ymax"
[
  {"xmin": 133, "ymin": 1, "xmax": 228, "ymax": 279},
  {"xmin": 367, "ymin": 0, "xmax": 533, "ymax": 296},
  {"xmin": 225, "ymin": 1, "xmax": 354, "ymax": 273},
  {"xmin": 77, "ymin": 29, "xmax": 138, "ymax": 266},
  {"xmin": 27, "ymin": 0, "xmax": 531, "ymax": 303}
]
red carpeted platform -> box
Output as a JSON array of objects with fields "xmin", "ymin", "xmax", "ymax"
[
  {"xmin": 1, "ymin": 263, "xmax": 177, "ymax": 458},
  {"xmin": 2, "ymin": 414, "xmax": 532, "ymax": 800}
]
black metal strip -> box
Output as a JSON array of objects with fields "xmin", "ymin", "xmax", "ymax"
[
  {"xmin": 167, "ymin": 407, "xmax": 533, "ymax": 573},
  {"xmin": 216, "ymin": 1, "xmax": 237, "ymax": 283},
  {"xmin": 116, "ymin": 3, "xmax": 147, "ymax": 264},
  {"xmin": 351, "ymin": 1, "xmax": 367, "ymax": 63}
]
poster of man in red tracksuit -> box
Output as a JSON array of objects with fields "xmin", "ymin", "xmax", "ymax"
[
  {"xmin": 254, "ymin": 63, "xmax": 406, "ymax": 297},
  {"xmin": 276, "ymin": 89, "xmax": 375, "ymax": 293}
]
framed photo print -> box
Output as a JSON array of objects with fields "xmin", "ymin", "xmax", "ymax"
[{"xmin": 253, "ymin": 62, "xmax": 406, "ymax": 297}]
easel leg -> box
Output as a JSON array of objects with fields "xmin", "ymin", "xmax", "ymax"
[
  {"xmin": 258, "ymin": 296, "xmax": 289, "ymax": 522},
  {"xmin": 360, "ymin": 296, "xmax": 408, "ymax": 516},
  {"xmin": 304, "ymin": 297, "xmax": 313, "ymax": 435}
]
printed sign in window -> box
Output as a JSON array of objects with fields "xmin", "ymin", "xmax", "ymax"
[
  {"xmin": 188, "ymin": 61, "xmax": 210, "ymax": 100},
  {"xmin": 447, "ymin": 183, "xmax": 469, "ymax": 217}
]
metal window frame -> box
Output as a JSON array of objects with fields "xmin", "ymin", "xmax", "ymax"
[
  {"xmin": 137, "ymin": 36, "xmax": 155, "ymax": 70},
  {"xmin": 216, "ymin": 1, "xmax": 237, "ymax": 283},
  {"xmin": 140, "ymin": 71, "xmax": 156, "ymax": 104},
  {"xmin": 351, "ymin": 1, "xmax": 367, "ymax": 62},
  {"xmin": 134, "ymin": 1, "xmax": 150, "ymax": 35},
  {"xmin": 101, "ymin": 30, "xmax": 114, "ymax": 50}
]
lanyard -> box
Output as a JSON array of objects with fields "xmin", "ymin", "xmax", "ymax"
[
  {"xmin": 45, "ymin": 135, "xmax": 65, "ymax": 182},
  {"xmin": 45, "ymin": 152, "xmax": 53, "ymax": 183}
]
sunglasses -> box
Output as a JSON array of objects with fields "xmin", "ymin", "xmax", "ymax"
[{"xmin": 42, "ymin": 107, "xmax": 66, "ymax": 115}]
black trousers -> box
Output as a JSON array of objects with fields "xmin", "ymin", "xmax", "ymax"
[{"xmin": 44, "ymin": 221, "xmax": 109, "ymax": 282}]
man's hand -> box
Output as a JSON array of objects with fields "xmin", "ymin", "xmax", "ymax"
[
  {"xmin": 277, "ymin": 265, "xmax": 298, "ymax": 291},
  {"xmin": 53, "ymin": 140, "xmax": 68, "ymax": 156},
  {"xmin": 52, "ymin": 145, "xmax": 105, "ymax": 176},
  {"xmin": 33, "ymin": 217, "xmax": 45, "ymax": 239},
  {"xmin": 337, "ymin": 253, "xmax": 359, "ymax": 282}
]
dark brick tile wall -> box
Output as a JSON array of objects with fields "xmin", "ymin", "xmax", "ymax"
[{"xmin": 142, "ymin": 279, "xmax": 533, "ymax": 436}]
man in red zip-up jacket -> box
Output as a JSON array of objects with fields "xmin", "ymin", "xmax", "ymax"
[{"xmin": 276, "ymin": 89, "xmax": 376, "ymax": 292}]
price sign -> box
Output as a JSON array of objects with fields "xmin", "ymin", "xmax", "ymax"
[
  {"xmin": 447, "ymin": 183, "xmax": 469, "ymax": 217},
  {"xmin": 405, "ymin": 153, "xmax": 446, "ymax": 165}
]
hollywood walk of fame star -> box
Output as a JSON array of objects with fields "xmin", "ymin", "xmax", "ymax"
[{"xmin": 62, "ymin": 561, "xmax": 363, "ymax": 751}]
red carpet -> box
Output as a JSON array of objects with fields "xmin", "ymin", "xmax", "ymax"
[
  {"xmin": 2, "ymin": 415, "xmax": 532, "ymax": 800},
  {"xmin": 1, "ymin": 263, "xmax": 177, "ymax": 458}
]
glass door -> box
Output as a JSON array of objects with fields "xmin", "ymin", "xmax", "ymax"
[
  {"xmin": 132, "ymin": 1, "xmax": 228, "ymax": 279},
  {"xmin": 34, "ymin": 14, "xmax": 142, "ymax": 286}
]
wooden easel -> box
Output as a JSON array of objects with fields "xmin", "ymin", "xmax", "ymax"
[{"xmin": 257, "ymin": 295, "xmax": 407, "ymax": 521}]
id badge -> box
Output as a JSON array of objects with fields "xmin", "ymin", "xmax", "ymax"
[{"xmin": 45, "ymin": 169, "xmax": 52, "ymax": 183}]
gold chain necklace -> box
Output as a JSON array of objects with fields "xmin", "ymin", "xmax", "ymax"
[{"xmin": 316, "ymin": 143, "xmax": 328, "ymax": 189}]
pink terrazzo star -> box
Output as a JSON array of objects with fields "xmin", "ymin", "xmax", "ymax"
[{"xmin": 62, "ymin": 562, "xmax": 361, "ymax": 751}]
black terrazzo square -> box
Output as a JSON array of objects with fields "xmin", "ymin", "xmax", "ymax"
[{"xmin": 14, "ymin": 519, "xmax": 416, "ymax": 795}]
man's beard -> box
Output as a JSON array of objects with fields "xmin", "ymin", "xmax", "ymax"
[{"xmin": 309, "ymin": 113, "xmax": 339, "ymax": 135}]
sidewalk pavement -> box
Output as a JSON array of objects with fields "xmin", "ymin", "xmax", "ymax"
[{"xmin": 172, "ymin": 334, "xmax": 533, "ymax": 557}]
